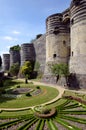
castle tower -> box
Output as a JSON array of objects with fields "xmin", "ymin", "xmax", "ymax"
[
  {"xmin": 3, "ymin": 54, "xmax": 10, "ymax": 71},
  {"xmin": 21, "ymin": 43, "xmax": 35, "ymax": 66},
  {"xmin": 10, "ymin": 50, "xmax": 20, "ymax": 67},
  {"xmin": 69, "ymin": 0, "xmax": 86, "ymax": 88},
  {"xmin": 44, "ymin": 12, "xmax": 70, "ymax": 83}
]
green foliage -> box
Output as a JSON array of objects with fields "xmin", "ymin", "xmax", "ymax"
[
  {"xmin": 36, "ymin": 86, "xmax": 40, "ymax": 89},
  {"xmin": 51, "ymin": 63, "xmax": 69, "ymax": 77},
  {"xmin": 26, "ymin": 92, "xmax": 31, "ymax": 97},
  {"xmin": 16, "ymin": 85, "xmax": 20, "ymax": 88},
  {"xmin": 9, "ymin": 63, "xmax": 20, "ymax": 76},
  {"xmin": 21, "ymin": 61, "xmax": 33, "ymax": 79},
  {"xmin": 34, "ymin": 61, "xmax": 40, "ymax": 72},
  {"xmin": 0, "ymin": 79, "xmax": 4, "ymax": 87},
  {"xmin": 10, "ymin": 45, "xmax": 21, "ymax": 51},
  {"xmin": 0, "ymin": 95, "xmax": 85, "ymax": 130},
  {"xmin": 1, "ymin": 90, "xmax": 6, "ymax": 94},
  {"xmin": 0, "ymin": 56, "xmax": 2, "ymax": 67},
  {"xmin": 41, "ymin": 108, "xmax": 50, "ymax": 114}
]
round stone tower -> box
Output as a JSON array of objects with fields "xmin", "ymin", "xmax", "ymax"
[
  {"xmin": 3, "ymin": 54, "xmax": 10, "ymax": 71},
  {"xmin": 21, "ymin": 43, "xmax": 35, "ymax": 66},
  {"xmin": 69, "ymin": 0, "xmax": 86, "ymax": 88},
  {"xmin": 10, "ymin": 50, "xmax": 20, "ymax": 67},
  {"xmin": 44, "ymin": 13, "xmax": 70, "ymax": 83}
]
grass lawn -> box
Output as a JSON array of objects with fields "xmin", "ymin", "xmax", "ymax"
[
  {"xmin": 0, "ymin": 109, "xmax": 33, "ymax": 118},
  {"xmin": 0, "ymin": 79, "xmax": 59, "ymax": 108}
]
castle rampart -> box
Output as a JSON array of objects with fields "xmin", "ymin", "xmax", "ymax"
[
  {"xmin": 3, "ymin": 54, "xmax": 10, "ymax": 71},
  {"xmin": 69, "ymin": 0, "xmax": 86, "ymax": 88},
  {"xmin": 10, "ymin": 50, "xmax": 20, "ymax": 67},
  {"xmin": 2, "ymin": 0, "xmax": 86, "ymax": 88},
  {"xmin": 21, "ymin": 43, "xmax": 35, "ymax": 66}
]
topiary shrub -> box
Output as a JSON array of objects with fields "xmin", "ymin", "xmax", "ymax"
[
  {"xmin": 26, "ymin": 92, "xmax": 31, "ymax": 97},
  {"xmin": 34, "ymin": 108, "xmax": 56, "ymax": 118},
  {"xmin": 36, "ymin": 86, "xmax": 40, "ymax": 89},
  {"xmin": 41, "ymin": 108, "xmax": 51, "ymax": 114},
  {"xmin": 0, "ymin": 80, "xmax": 4, "ymax": 87},
  {"xmin": 2, "ymin": 90, "xmax": 6, "ymax": 94},
  {"xmin": 16, "ymin": 85, "xmax": 20, "ymax": 88}
]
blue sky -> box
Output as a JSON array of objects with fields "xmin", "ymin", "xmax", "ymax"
[{"xmin": 0, "ymin": 0, "xmax": 71, "ymax": 56}]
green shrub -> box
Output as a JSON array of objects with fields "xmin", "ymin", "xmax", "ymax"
[
  {"xmin": 2, "ymin": 90, "xmax": 6, "ymax": 94},
  {"xmin": 26, "ymin": 92, "xmax": 31, "ymax": 97},
  {"xmin": 16, "ymin": 85, "xmax": 20, "ymax": 88},
  {"xmin": 36, "ymin": 86, "xmax": 40, "ymax": 89},
  {"xmin": 0, "ymin": 80, "xmax": 4, "ymax": 87},
  {"xmin": 9, "ymin": 63, "xmax": 20, "ymax": 76},
  {"xmin": 10, "ymin": 45, "xmax": 21, "ymax": 51},
  {"xmin": 41, "ymin": 108, "xmax": 50, "ymax": 114}
]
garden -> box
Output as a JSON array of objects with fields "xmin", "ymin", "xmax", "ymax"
[{"xmin": 0, "ymin": 79, "xmax": 86, "ymax": 129}]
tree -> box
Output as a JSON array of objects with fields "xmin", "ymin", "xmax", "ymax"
[
  {"xmin": 9, "ymin": 63, "xmax": 20, "ymax": 76},
  {"xmin": 51, "ymin": 63, "xmax": 69, "ymax": 83},
  {"xmin": 10, "ymin": 45, "xmax": 21, "ymax": 51},
  {"xmin": 0, "ymin": 56, "xmax": 2, "ymax": 67},
  {"xmin": 21, "ymin": 61, "xmax": 33, "ymax": 83}
]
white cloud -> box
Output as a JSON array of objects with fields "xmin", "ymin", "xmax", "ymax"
[
  {"xmin": 4, "ymin": 36, "xmax": 13, "ymax": 41},
  {"xmin": 12, "ymin": 30, "xmax": 21, "ymax": 34},
  {"xmin": 3, "ymin": 36, "xmax": 18, "ymax": 41}
]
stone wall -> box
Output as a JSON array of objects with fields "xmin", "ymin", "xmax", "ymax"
[
  {"xmin": 10, "ymin": 50, "xmax": 20, "ymax": 67},
  {"xmin": 33, "ymin": 34, "xmax": 46, "ymax": 73},
  {"xmin": 21, "ymin": 43, "xmax": 35, "ymax": 66},
  {"xmin": 3, "ymin": 54, "xmax": 10, "ymax": 71},
  {"xmin": 43, "ymin": 12, "xmax": 70, "ymax": 83},
  {"xmin": 69, "ymin": 0, "xmax": 86, "ymax": 88}
]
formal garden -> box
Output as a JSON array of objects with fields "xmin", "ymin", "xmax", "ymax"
[
  {"xmin": 0, "ymin": 58, "xmax": 86, "ymax": 129},
  {"xmin": 0, "ymin": 78, "xmax": 86, "ymax": 130}
]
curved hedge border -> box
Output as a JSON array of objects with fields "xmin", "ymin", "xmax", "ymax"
[
  {"xmin": 63, "ymin": 96, "xmax": 86, "ymax": 105},
  {"xmin": 0, "ymin": 98, "xmax": 86, "ymax": 130},
  {"xmin": 34, "ymin": 108, "xmax": 56, "ymax": 118}
]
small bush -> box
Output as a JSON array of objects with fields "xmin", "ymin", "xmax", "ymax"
[
  {"xmin": 26, "ymin": 92, "xmax": 31, "ymax": 97},
  {"xmin": 36, "ymin": 86, "xmax": 40, "ymax": 89},
  {"xmin": 2, "ymin": 90, "xmax": 6, "ymax": 94},
  {"xmin": 16, "ymin": 85, "xmax": 20, "ymax": 88},
  {"xmin": 41, "ymin": 108, "xmax": 50, "ymax": 114},
  {"xmin": 0, "ymin": 80, "xmax": 4, "ymax": 87}
]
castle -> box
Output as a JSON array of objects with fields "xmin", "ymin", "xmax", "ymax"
[{"xmin": 2, "ymin": 0, "xmax": 86, "ymax": 88}]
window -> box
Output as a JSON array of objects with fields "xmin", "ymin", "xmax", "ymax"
[
  {"xmin": 54, "ymin": 27, "xmax": 59, "ymax": 30},
  {"xmin": 71, "ymin": 19, "xmax": 74, "ymax": 25},
  {"xmin": 63, "ymin": 40, "xmax": 66, "ymax": 45},
  {"xmin": 53, "ymin": 30, "xmax": 59, "ymax": 35},
  {"xmin": 53, "ymin": 27, "xmax": 60, "ymax": 35},
  {"xmin": 72, "ymin": 51, "xmax": 73, "ymax": 56},
  {"xmin": 53, "ymin": 54, "xmax": 56, "ymax": 58},
  {"xmin": 59, "ymin": 17, "xmax": 62, "ymax": 22}
]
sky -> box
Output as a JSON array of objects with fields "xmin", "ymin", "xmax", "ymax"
[{"xmin": 0, "ymin": 0, "xmax": 71, "ymax": 56}]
